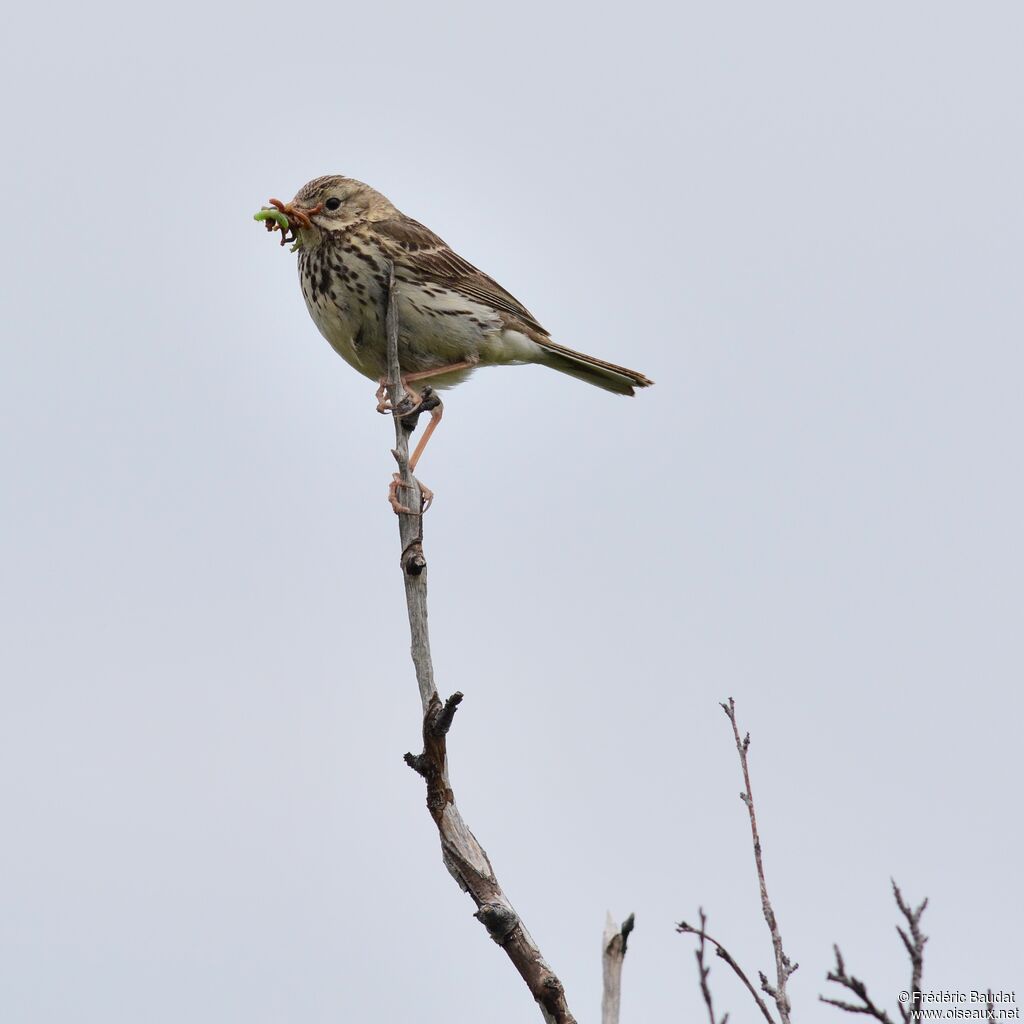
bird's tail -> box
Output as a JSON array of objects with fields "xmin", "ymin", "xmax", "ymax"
[{"xmin": 537, "ymin": 340, "xmax": 654, "ymax": 396}]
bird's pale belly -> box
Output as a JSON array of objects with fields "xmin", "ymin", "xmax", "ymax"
[
  {"xmin": 299, "ymin": 254, "xmax": 542, "ymax": 388},
  {"xmin": 305, "ymin": 293, "xmax": 384, "ymax": 381}
]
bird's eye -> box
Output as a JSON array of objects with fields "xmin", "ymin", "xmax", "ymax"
[{"xmin": 324, "ymin": 197, "xmax": 342, "ymax": 211}]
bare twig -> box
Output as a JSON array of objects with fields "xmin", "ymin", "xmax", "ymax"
[
  {"xmin": 676, "ymin": 701, "xmax": 795, "ymax": 1023},
  {"xmin": 601, "ymin": 912, "xmax": 634, "ymax": 1024},
  {"xmin": 892, "ymin": 880, "xmax": 928, "ymax": 1024},
  {"xmin": 384, "ymin": 265, "xmax": 576, "ymax": 1024},
  {"xmin": 691, "ymin": 909, "xmax": 728, "ymax": 1024},
  {"xmin": 677, "ymin": 915, "xmax": 776, "ymax": 1024},
  {"xmin": 820, "ymin": 944, "xmax": 896, "ymax": 1022},
  {"xmin": 820, "ymin": 882, "xmax": 928, "ymax": 1024},
  {"xmin": 720, "ymin": 698, "xmax": 798, "ymax": 1023}
]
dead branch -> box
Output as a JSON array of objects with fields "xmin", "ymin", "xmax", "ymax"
[
  {"xmin": 820, "ymin": 944, "xmax": 896, "ymax": 1023},
  {"xmin": 384, "ymin": 264, "xmax": 576, "ymax": 1024},
  {"xmin": 601, "ymin": 912, "xmax": 635, "ymax": 1024},
  {"xmin": 677, "ymin": 914, "xmax": 776, "ymax": 1024},
  {"xmin": 691, "ymin": 909, "xmax": 728, "ymax": 1024},
  {"xmin": 892, "ymin": 881, "xmax": 928, "ymax": 1024},
  {"xmin": 676, "ymin": 701, "xmax": 795, "ymax": 1023},
  {"xmin": 820, "ymin": 881, "xmax": 928, "ymax": 1024},
  {"xmin": 721, "ymin": 698, "xmax": 798, "ymax": 1023}
]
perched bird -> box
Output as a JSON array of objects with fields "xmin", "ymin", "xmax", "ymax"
[{"xmin": 258, "ymin": 175, "xmax": 653, "ymax": 489}]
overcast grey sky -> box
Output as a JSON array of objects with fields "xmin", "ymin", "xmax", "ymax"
[{"xmin": 2, "ymin": 1, "xmax": 1021, "ymax": 1021}]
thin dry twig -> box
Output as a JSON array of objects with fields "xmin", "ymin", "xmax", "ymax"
[
  {"xmin": 601, "ymin": 912, "xmax": 635, "ymax": 1024},
  {"xmin": 677, "ymin": 915, "xmax": 776, "ymax": 1024},
  {"xmin": 820, "ymin": 944, "xmax": 896, "ymax": 1023},
  {"xmin": 384, "ymin": 265, "xmax": 576, "ymax": 1024},
  {"xmin": 720, "ymin": 698, "xmax": 798, "ymax": 1023},
  {"xmin": 820, "ymin": 881, "xmax": 928, "ymax": 1024},
  {"xmin": 692, "ymin": 909, "xmax": 728, "ymax": 1024},
  {"xmin": 892, "ymin": 881, "xmax": 928, "ymax": 1024}
]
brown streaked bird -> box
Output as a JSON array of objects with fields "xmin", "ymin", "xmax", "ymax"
[{"xmin": 259, "ymin": 175, "xmax": 653, "ymax": 498}]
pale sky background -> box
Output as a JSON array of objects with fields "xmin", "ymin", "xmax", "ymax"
[{"xmin": 2, "ymin": 2, "xmax": 1021, "ymax": 1021}]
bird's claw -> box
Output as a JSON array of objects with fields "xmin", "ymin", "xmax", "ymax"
[
  {"xmin": 388, "ymin": 473, "xmax": 433, "ymax": 516},
  {"xmin": 376, "ymin": 378, "xmax": 435, "ymax": 420},
  {"xmin": 419, "ymin": 480, "xmax": 434, "ymax": 512}
]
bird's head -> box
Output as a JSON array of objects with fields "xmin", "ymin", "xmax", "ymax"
[{"xmin": 255, "ymin": 176, "xmax": 397, "ymax": 251}]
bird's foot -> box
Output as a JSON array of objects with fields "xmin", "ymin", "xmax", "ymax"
[
  {"xmin": 376, "ymin": 377, "xmax": 430, "ymax": 417},
  {"xmin": 399, "ymin": 386, "xmax": 440, "ymax": 431},
  {"xmin": 418, "ymin": 480, "xmax": 434, "ymax": 512},
  {"xmin": 388, "ymin": 473, "xmax": 434, "ymax": 516}
]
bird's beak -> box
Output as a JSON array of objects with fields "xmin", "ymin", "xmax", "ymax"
[
  {"xmin": 255, "ymin": 197, "xmax": 326, "ymax": 251},
  {"xmin": 267, "ymin": 197, "xmax": 324, "ymax": 229}
]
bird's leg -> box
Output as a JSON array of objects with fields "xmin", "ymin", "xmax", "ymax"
[
  {"xmin": 401, "ymin": 359, "xmax": 478, "ymax": 387},
  {"xmin": 408, "ymin": 399, "xmax": 443, "ymax": 473},
  {"xmin": 380, "ymin": 359, "xmax": 473, "ymax": 513},
  {"xmin": 389, "ymin": 355, "xmax": 475, "ymax": 424},
  {"xmin": 386, "ymin": 387, "xmax": 440, "ymax": 515}
]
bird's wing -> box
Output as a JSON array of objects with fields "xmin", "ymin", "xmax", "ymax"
[{"xmin": 371, "ymin": 216, "xmax": 550, "ymax": 336}]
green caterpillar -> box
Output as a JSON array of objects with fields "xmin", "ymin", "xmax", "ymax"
[
  {"xmin": 253, "ymin": 208, "xmax": 289, "ymax": 230},
  {"xmin": 253, "ymin": 209, "xmax": 302, "ymax": 251}
]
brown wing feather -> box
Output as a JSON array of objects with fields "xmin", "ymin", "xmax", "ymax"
[{"xmin": 371, "ymin": 216, "xmax": 550, "ymax": 335}]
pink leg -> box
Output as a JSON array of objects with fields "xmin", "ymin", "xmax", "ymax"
[
  {"xmin": 409, "ymin": 402, "xmax": 443, "ymax": 473},
  {"xmin": 401, "ymin": 359, "xmax": 478, "ymax": 386},
  {"xmin": 380, "ymin": 359, "xmax": 471, "ymax": 514}
]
